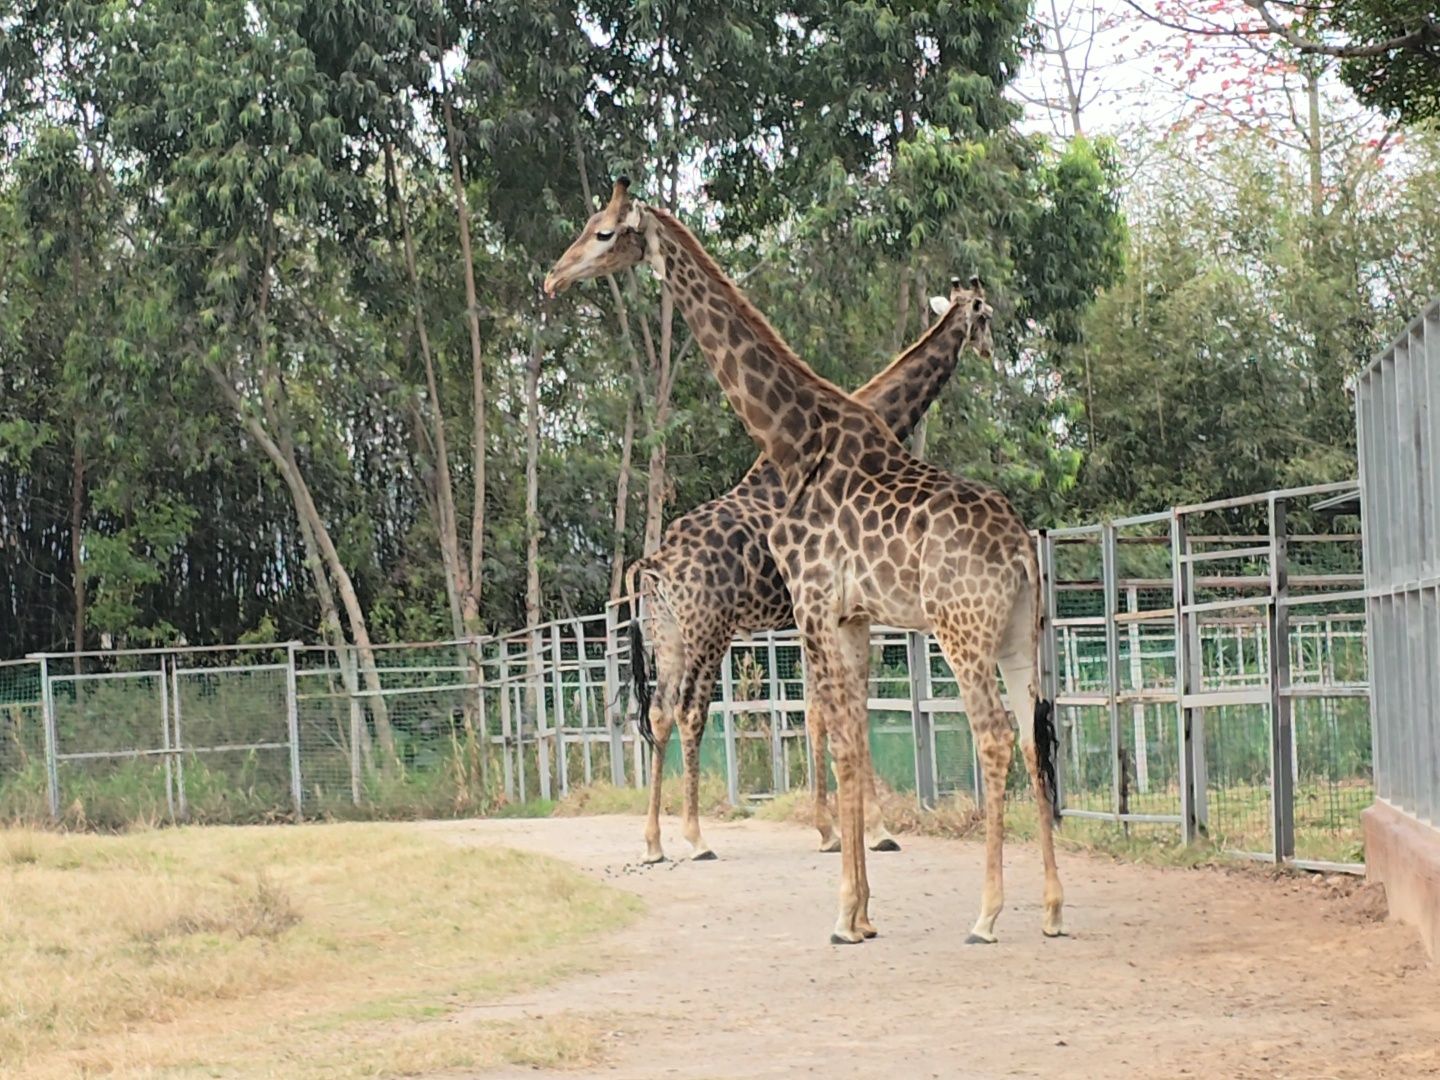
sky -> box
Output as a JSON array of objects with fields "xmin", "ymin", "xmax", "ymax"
[{"xmin": 1009, "ymin": 0, "xmax": 1389, "ymax": 148}]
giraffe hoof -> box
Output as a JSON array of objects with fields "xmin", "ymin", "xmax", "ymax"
[
  {"xmin": 829, "ymin": 932, "xmax": 864, "ymax": 946},
  {"xmin": 1043, "ymin": 928, "xmax": 1068, "ymax": 939},
  {"xmin": 641, "ymin": 853, "xmax": 668, "ymax": 865},
  {"xmin": 861, "ymin": 927, "xmax": 879, "ymax": 939},
  {"xmin": 689, "ymin": 849, "xmax": 718, "ymax": 862},
  {"xmin": 818, "ymin": 840, "xmax": 841, "ymax": 854},
  {"xmin": 965, "ymin": 932, "xmax": 998, "ymax": 946},
  {"xmin": 870, "ymin": 837, "xmax": 901, "ymax": 853}
]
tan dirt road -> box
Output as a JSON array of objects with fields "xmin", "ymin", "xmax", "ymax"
[{"xmin": 421, "ymin": 816, "xmax": 1438, "ymax": 1080}]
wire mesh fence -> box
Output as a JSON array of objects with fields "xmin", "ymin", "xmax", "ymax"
[{"xmin": 0, "ymin": 484, "xmax": 1373, "ymax": 869}]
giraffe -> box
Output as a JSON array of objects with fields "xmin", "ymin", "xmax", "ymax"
[
  {"xmin": 625, "ymin": 277, "xmax": 993, "ymax": 864},
  {"xmin": 544, "ymin": 178, "xmax": 1064, "ymax": 946}
]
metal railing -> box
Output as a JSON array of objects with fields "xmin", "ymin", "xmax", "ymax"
[
  {"xmin": 1358, "ymin": 296, "xmax": 1440, "ymax": 830},
  {"xmin": 0, "ymin": 487, "xmax": 1371, "ymax": 868}
]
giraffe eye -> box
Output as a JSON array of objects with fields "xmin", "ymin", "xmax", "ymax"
[{"xmin": 596, "ymin": 229, "xmax": 615, "ymax": 242}]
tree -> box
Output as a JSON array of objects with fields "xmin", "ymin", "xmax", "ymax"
[{"xmin": 1129, "ymin": 1, "xmax": 1439, "ymax": 124}]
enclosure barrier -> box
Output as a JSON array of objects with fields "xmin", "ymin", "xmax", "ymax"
[
  {"xmin": 0, "ymin": 485, "xmax": 1369, "ymax": 871},
  {"xmin": 1358, "ymin": 295, "xmax": 1440, "ymax": 956}
]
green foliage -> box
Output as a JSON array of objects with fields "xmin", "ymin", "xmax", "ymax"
[
  {"xmin": 1323, "ymin": 1, "xmax": 1440, "ymax": 123},
  {"xmin": 3, "ymin": 0, "xmax": 1426, "ymax": 659},
  {"xmin": 1069, "ymin": 128, "xmax": 1440, "ymax": 517}
]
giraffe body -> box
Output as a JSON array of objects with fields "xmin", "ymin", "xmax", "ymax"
[
  {"xmin": 629, "ymin": 281, "xmax": 989, "ymax": 863},
  {"xmin": 545, "ymin": 180, "xmax": 1063, "ymax": 945}
]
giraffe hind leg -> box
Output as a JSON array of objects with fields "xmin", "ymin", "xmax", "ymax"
[
  {"xmin": 678, "ymin": 705, "xmax": 716, "ymax": 860},
  {"xmin": 934, "ymin": 621, "xmax": 1012, "ymax": 944},
  {"xmin": 809, "ymin": 712, "xmax": 840, "ymax": 852},
  {"xmin": 998, "ymin": 589, "xmax": 1065, "ymax": 937},
  {"xmin": 642, "ymin": 704, "xmax": 677, "ymax": 864}
]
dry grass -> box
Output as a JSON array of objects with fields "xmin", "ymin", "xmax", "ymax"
[
  {"xmin": 553, "ymin": 776, "xmax": 743, "ymax": 821},
  {"xmin": 754, "ymin": 782, "xmax": 1233, "ymax": 868},
  {"xmin": 0, "ymin": 823, "xmax": 639, "ymax": 1078}
]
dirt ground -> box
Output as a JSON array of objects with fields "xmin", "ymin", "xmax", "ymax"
[{"xmin": 422, "ymin": 816, "xmax": 1438, "ymax": 1080}]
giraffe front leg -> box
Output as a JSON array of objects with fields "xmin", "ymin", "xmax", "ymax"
[
  {"xmin": 808, "ymin": 713, "xmax": 840, "ymax": 852},
  {"xmin": 642, "ymin": 706, "xmax": 677, "ymax": 864},
  {"xmin": 678, "ymin": 707, "xmax": 716, "ymax": 860},
  {"xmin": 829, "ymin": 735, "xmax": 870, "ymax": 944},
  {"xmin": 865, "ymin": 763, "xmax": 901, "ymax": 853}
]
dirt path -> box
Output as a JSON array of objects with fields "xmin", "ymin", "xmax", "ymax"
[{"xmin": 421, "ymin": 816, "xmax": 1437, "ymax": 1080}]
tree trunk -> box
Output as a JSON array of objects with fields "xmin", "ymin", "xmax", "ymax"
[
  {"xmin": 1306, "ymin": 63, "xmax": 1324, "ymax": 217},
  {"xmin": 437, "ymin": 33, "xmax": 486, "ymax": 634},
  {"xmin": 70, "ymin": 432, "xmax": 85, "ymax": 651},
  {"xmin": 912, "ymin": 415, "xmax": 929, "ymax": 461},
  {"xmin": 643, "ymin": 282, "xmax": 676, "ymax": 555},
  {"xmin": 387, "ymin": 145, "xmax": 467, "ymax": 641},
  {"xmin": 203, "ymin": 363, "xmax": 399, "ymax": 773},
  {"xmin": 892, "ymin": 275, "xmax": 912, "ymax": 353},
  {"xmin": 609, "ymin": 394, "xmax": 638, "ymax": 601},
  {"xmin": 524, "ymin": 324, "xmax": 544, "ymax": 629},
  {"xmin": 296, "ymin": 510, "xmax": 373, "ymax": 776}
]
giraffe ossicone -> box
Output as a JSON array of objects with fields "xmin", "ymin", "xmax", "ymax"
[{"xmin": 546, "ymin": 178, "xmax": 1064, "ymax": 946}]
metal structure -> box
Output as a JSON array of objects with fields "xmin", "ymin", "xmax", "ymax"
[
  {"xmin": 1358, "ymin": 298, "xmax": 1440, "ymax": 829},
  {"xmin": 0, "ymin": 485, "xmax": 1371, "ymax": 868}
]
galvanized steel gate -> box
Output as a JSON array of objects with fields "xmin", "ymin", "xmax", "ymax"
[{"xmin": 1357, "ymin": 297, "xmax": 1440, "ymax": 829}]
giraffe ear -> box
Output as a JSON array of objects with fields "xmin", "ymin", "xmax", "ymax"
[{"xmin": 929, "ymin": 295, "xmax": 952, "ymax": 317}]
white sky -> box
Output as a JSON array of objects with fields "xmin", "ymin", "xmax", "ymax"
[{"xmin": 1008, "ymin": 0, "xmax": 1394, "ymax": 172}]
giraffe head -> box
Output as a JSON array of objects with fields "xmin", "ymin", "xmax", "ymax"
[
  {"xmin": 930, "ymin": 275, "xmax": 994, "ymax": 360},
  {"xmin": 543, "ymin": 177, "xmax": 649, "ymax": 297}
]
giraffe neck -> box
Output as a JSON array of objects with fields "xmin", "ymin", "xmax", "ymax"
[
  {"xmin": 851, "ymin": 302, "xmax": 973, "ymax": 445},
  {"xmin": 643, "ymin": 207, "xmax": 875, "ymax": 488}
]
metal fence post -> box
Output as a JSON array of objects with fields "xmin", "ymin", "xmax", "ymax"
[
  {"xmin": 1038, "ymin": 531, "xmax": 1063, "ymax": 815},
  {"xmin": 1101, "ymin": 522, "xmax": 1123, "ymax": 822},
  {"xmin": 1268, "ymin": 498, "xmax": 1295, "ymax": 861},
  {"xmin": 170, "ymin": 658, "xmax": 189, "ymax": 822},
  {"xmin": 286, "ymin": 642, "xmax": 304, "ymax": 821},
  {"xmin": 1179, "ymin": 514, "xmax": 1210, "ymax": 836},
  {"xmin": 530, "ymin": 629, "xmax": 552, "ymax": 802},
  {"xmin": 767, "ymin": 633, "xmax": 786, "ymax": 793},
  {"xmin": 907, "ymin": 630, "xmax": 936, "ymax": 808},
  {"xmin": 39, "ymin": 656, "xmax": 59, "ymax": 821},
  {"xmin": 721, "ymin": 647, "xmax": 740, "ymax": 805},
  {"xmin": 1172, "ymin": 512, "xmax": 1197, "ymax": 844},
  {"xmin": 496, "ymin": 647, "xmax": 514, "ymax": 801},
  {"xmin": 550, "ymin": 624, "xmax": 569, "ymax": 797},
  {"xmin": 341, "ymin": 646, "xmax": 363, "ymax": 807},
  {"xmin": 573, "ymin": 620, "xmax": 594, "ymax": 786},
  {"xmin": 160, "ymin": 654, "xmax": 176, "ymax": 824},
  {"xmin": 604, "ymin": 605, "xmax": 626, "ymax": 787}
]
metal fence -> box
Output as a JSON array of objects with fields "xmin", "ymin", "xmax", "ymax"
[
  {"xmin": 1358, "ymin": 297, "xmax": 1440, "ymax": 829},
  {"xmin": 0, "ymin": 486, "xmax": 1371, "ymax": 867}
]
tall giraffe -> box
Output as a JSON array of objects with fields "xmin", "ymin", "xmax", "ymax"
[
  {"xmin": 626, "ymin": 277, "xmax": 993, "ymax": 863},
  {"xmin": 545, "ymin": 179, "xmax": 1064, "ymax": 945}
]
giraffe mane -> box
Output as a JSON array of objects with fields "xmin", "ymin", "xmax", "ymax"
[{"xmin": 647, "ymin": 206, "xmax": 843, "ymax": 396}]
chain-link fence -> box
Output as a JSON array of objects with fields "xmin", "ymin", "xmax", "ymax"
[{"xmin": 0, "ymin": 485, "xmax": 1372, "ymax": 868}]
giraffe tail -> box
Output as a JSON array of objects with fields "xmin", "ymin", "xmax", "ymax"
[
  {"xmin": 1027, "ymin": 531, "xmax": 1061, "ymax": 826},
  {"xmin": 1035, "ymin": 698, "xmax": 1061, "ymax": 826},
  {"xmin": 625, "ymin": 560, "xmax": 657, "ymax": 751}
]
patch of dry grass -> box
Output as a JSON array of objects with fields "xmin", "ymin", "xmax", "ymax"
[
  {"xmin": 0, "ymin": 823, "xmax": 639, "ymax": 1078},
  {"xmin": 755, "ymin": 781, "xmax": 1230, "ymax": 868},
  {"xmin": 554, "ymin": 776, "xmax": 743, "ymax": 821}
]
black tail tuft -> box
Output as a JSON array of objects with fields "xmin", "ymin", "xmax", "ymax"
[
  {"xmin": 1035, "ymin": 698, "xmax": 1061, "ymax": 825},
  {"xmin": 628, "ymin": 616, "xmax": 656, "ymax": 750}
]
